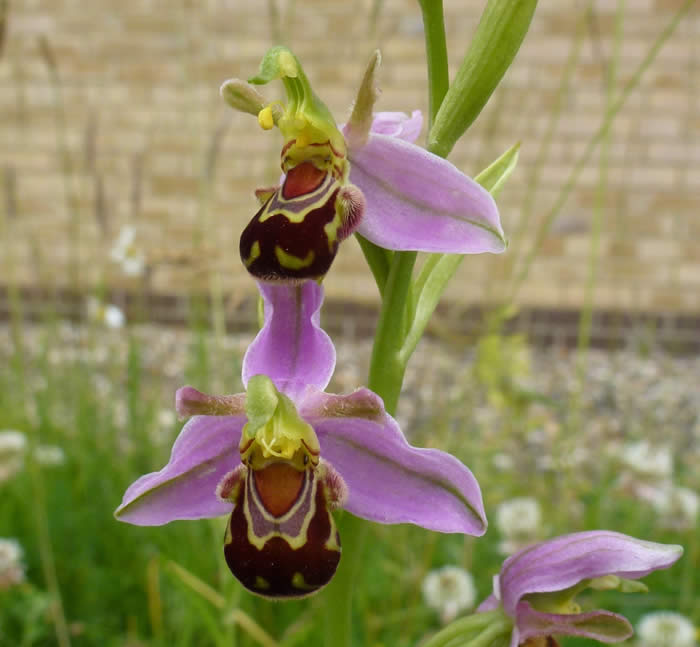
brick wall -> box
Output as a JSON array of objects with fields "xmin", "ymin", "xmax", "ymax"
[{"xmin": 1, "ymin": 0, "xmax": 699, "ymax": 314}]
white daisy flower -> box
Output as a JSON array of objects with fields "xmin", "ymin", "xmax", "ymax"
[
  {"xmin": 619, "ymin": 441, "xmax": 673, "ymax": 480},
  {"xmin": 87, "ymin": 297, "xmax": 125, "ymax": 329},
  {"xmin": 35, "ymin": 445, "xmax": 66, "ymax": 467},
  {"xmin": 0, "ymin": 430, "xmax": 27, "ymax": 483},
  {"xmin": 495, "ymin": 497, "xmax": 542, "ymax": 536},
  {"xmin": 647, "ymin": 484, "xmax": 699, "ymax": 531},
  {"xmin": 637, "ymin": 611, "xmax": 696, "ymax": 647},
  {"xmin": 110, "ymin": 224, "xmax": 146, "ymax": 276},
  {"xmin": 0, "ymin": 538, "xmax": 25, "ymax": 590},
  {"xmin": 422, "ymin": 566, "xmax": 477, "ymax": 624}
]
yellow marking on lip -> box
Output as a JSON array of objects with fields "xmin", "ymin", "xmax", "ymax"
[
  {"xmin": 243, "ymin": 240, "xmax": 261, "ymax": 267},
  {"xmin": 258, "ymin": 174, "xmax": 336, "ymax": 224},
  {"xmin": 323, "ymin": 211, "xmax": 342, "ymax": 253},
  {"xmin": 324, "ymin": 526, "xmax": 341, "ymax": 552},
  {"xmin": 275, "ymin": 247, "xmax": 315, "ymax": 270},
  {"xmin": 244, "ymin": 470, "xmax": 317, "ymax": 551},
  {"xmin": 254, "ymin": 576, "xmax": 270, "ymax": 590},
  {"xmin": 291, "ymin": 572, "xmax": 316, "ymax": 591}
]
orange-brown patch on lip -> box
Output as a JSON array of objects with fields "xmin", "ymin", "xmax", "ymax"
[
  {"xmin": 254, "ymin": 462, "xmax": 305, "ymax": 516},
  {"xmin": 282, "ymin": 162, "xmax": 326, "ymax": 199}
]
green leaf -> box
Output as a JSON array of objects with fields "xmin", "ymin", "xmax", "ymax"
[
  {"xmin": 474, "ymin": 141, "xmax": 520, "ymax": 198},
  {"xmin": 401, "ymin": 144, "xmax": 519, "ymax": 363},
  {"xmin": 429, "ymin": 0, "xmax": 537, "ymax": 157}
]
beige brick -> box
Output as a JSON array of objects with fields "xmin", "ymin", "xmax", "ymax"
[{"xmin": 1, "ymin": 1, "xmax": 699, "ymax": 312}]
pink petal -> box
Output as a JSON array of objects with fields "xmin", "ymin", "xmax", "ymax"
[
  {"xmin": 368, "ymin": 110, "xmax": 423, "ymax": 142},
  {"xmin": 305, "ymin": 394, "xmax": 486, "ymax": 535},
  {"xmin": 348, "ymin": 134, "xmax": 505, "ymax": 254},
  {"xmin": 242, "ymin": 282, "xmax": 335, "ymax": 402},
  {"xmin": 115, "ymin": 415, "xmax": 243, "ymax": 525},
  {"xmin": 514, "ymin": 603, "xmax": 633, "ymax": 647}
]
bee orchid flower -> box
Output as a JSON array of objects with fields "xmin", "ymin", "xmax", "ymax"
[
  {"xmin": 115, "ymin": 281, "xmax": 487, "ymax": 598},
  {"xmin": 222, "ymin": 47, "xmax": 505, "ymax": 282},
  {"xmin": 476, "ymin": 531, "xmax": 683, "ymax": 647}
]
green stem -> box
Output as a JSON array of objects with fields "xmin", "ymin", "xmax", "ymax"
[
  {"xmin": 323, "ymin": 6, "xmax": 450, "ymax": 644},
  {"xmin": 367, "ymin": 0, "xmax": 451, "ymax": 409},
  {"xmin": 28, "ymin": 452, "xmax": 72, "ymax": 647},
  {"xmin": 367, "ymin": 250, "xmax": 417, "ymax": 415},
  {"xmin": 418, "ymin": 0, "xmax": 449, "ymax": 130},
  {"xmin": 322, "ymin": 512, "xmax": 367, "ymax": 647},
  {"xmin": 356, "ymin": 233, "xmax": 392, "ymax": 297}
]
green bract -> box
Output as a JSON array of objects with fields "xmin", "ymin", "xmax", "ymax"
[{"xmin": 429, "ymin": 0, "xmax": 538, "ymax": 157}]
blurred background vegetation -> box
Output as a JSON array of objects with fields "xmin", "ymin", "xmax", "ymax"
[{"xmin": 0, "ymin": 1, "xmax": 698, "ymax": 646}]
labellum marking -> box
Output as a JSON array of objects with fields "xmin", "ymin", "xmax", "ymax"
[
  {"xmin": 258, "ymin": 171, "xmax": 336, "ymax": 224},
  {"xmin": 240, "ymin": 136, "xmax": 362, "ymax": 281},
  {"xmin": 274, "ymin": 246, "xmax": 315, "ymax": 270},
  {"xmin": 282, "ymin": 162, "xmax": 326, "ymax": 199},
  {"xmin": 239, "ymin": 171, "xmax": 343, "ymax": 281},
  {"xmin": 253, "ymin": 462, "xmax": 304, "ymax": 517},
  {"xmin": 243, "ymin": 240, "xmax": 261, "ymax": 268},
  {"xmin": 224, "ymin": 461, "xmax": 341, "ymax": 599}
]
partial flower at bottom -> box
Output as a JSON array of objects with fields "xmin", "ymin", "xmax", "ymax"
[
  {"xmin": 116, "ymin": 282, "xmax": 486, "ymax": 599},
  {"xmin": 476, "ymin": 530, "xmax": 683, "ymax": 647}
]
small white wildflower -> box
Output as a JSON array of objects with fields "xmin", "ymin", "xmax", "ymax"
[
  {"xmin": 157, "ymin": 409, "xmax": 176, "ymax": 428},
  {"xmin": 0, "ymin": 538, "xmax": 22, "ymax": 569},
  {"xmin": 495, "ymin": 497, "xmax": 542, "ymax": 538},
  {"xmin": 0, "ymin": 430, "xmax": 27, "ymax": 454},
  {"xmin": 619, "ymin": 441, "xmax": 673, "ymax": 480},
  {"xmin": 113, "ymin": 400, "xmax": 128, "ymax": 430},
  {"xmin": 422, "ymin": 566, "xmax": 476, "ymax": 624},
  {"xmin": 103, "ymin": 305, "xmax": 125, "ymax": 328},
  {"xmin": 647, "ymin": 485, "xmax": 699, "ymax": 531},
  {"xmin": 0, "ymin": 430, "xmax": 27, "ymax": 483},
  {"xmin": 87, "ymin": 297, "xmax": 125, "ymax": 329},
  {"xmin": 110, "ymin": 224, "xmax": 146, "ymax": 276},
  {"xmin": 491, "ymin": 453, "xmax": 514, "ymax": 471},
  {"xmin": 34, "ymin": 445, "xmax": 66, "ymax": 467},
  {"xmin": 0, "ymin": 538, "xmax": 25, "ymax": 590},
  {"xmin": 637, "ymin": 611, "xmax": 696, "ymax": 647}
]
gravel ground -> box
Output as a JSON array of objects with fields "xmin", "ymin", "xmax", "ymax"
[
  {"xmin": 2, "ymin": 320, "xmax": 699, "ymax": 438},
  {"xmin": 2, "ymin": 321, "xmax": 699, "ymax": 521}
]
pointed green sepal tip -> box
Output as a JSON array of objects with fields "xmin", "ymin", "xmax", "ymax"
[
  {"xmin": 243, "ymin": 375, "xmax": 280, "ymax": 439},
  {"xmin": 345, "ymin": 49, "xmax": 382, "ymax": 150}
]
